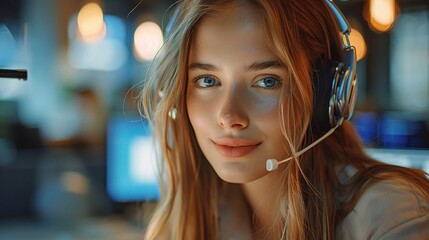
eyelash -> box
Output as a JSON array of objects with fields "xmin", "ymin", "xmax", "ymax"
[
  {"xmin": 254, "ymin": 76, "xmax": 282, "ymax": 89},
  {"xmin": 191, "ymin": 74, "xmax": 283, "ymax": 90},
  {"xmin": 191, "ymin": 75, "xmax": 220, "ymax": 89}
]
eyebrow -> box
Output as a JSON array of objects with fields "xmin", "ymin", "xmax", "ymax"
[
  {"xmin": 188, "ymin": 62, "xmax": 218, "ymax": 71},
  {"xmin": 188, "ymin": 60, "xmax": 284, "ymax": 71},
  {"xmin": 246, "ymin": 60, "xmax": 283, "ymax": 71}
]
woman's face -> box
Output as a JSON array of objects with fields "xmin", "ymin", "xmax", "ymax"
[{"xmin": 186, "ymin": 3, "xmax": 290, "ymax": 183}]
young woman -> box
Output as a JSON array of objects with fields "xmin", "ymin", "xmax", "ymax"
[{"xmin": 139, "ymin": 0, "xmax": 429, "ymax": 239}]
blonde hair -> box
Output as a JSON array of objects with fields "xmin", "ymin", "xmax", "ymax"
[{"xmin": 139, "ymin": 0, "xmax": 429, "ymax": 239}]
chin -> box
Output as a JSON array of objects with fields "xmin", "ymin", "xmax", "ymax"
[{"xmin": 215, "ymin": 163, "xmax": 268, "ymax": 184}]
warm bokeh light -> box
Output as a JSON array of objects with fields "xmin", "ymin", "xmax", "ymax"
[
  {"xmin": 68, "ymin": 15, "xmax": 128, "ymax": 71},
  {"xmin": 134, "ymin": 21, "xmax": 164, "ymax": 61},
  {"xmin": 369, "ymin": 0, "xmax": 397, "ymax": 32},
  {"xmin": 77, "ymin": 2, "xmax": 106, "ymax": 43},
  {"xmin": 348, "ymin": 28, "xmax": 367, "ymax": 61}
]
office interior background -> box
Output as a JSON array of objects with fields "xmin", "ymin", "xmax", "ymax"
[{"xmin": 1, "ymin": 0, "xmax": 429, "ymax": 239}]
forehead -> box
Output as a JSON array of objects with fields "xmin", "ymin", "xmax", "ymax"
[
  {"xmin": 196, "ymin": 2, "xmax": 263, "ymax": 34},
  {"xmin": 189, "ymin": 2, "xmax": 277, "ymax": 62}
]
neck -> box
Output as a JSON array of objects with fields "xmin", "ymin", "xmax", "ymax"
[{"xmin": 241, "ymin": 172, "xmax": 281, "ymax": 238}]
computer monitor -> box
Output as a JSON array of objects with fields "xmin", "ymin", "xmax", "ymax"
[{"xmin": 106, "ymin": 114, "xmax": 160, "ymax": 202}]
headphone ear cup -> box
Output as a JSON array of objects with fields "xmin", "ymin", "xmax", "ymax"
[{"xmin": 311, "ymin": 60, "xmax": 341, "ymax": 135}]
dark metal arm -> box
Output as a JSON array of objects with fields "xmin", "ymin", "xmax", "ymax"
[{"xmin": 0, "ymin": 69, "xmax": 28, "ymax": 80}]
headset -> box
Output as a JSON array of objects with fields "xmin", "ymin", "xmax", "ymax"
[
  {"xmin": 267, "ymin": 0, "xmax": 357, "ymax": 171},
  {"xmin": 312, "ymin": 0, "xmax": 357, "ymax": 135}
]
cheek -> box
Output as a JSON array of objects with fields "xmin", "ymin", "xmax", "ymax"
[
  {"xmin": 251, "ymin": 93, "xmax": 280, "ymax": 123},
  {"xmin": 252, "ymin": 92, "xmax": 278, "ymax": 112},
  {"xmin": 186, "ymin": 93, "xmax": 212, "ymax": 134},
  {"xmin": 251, "ymin": 95, "xmax": 286, "ymax": 143}
]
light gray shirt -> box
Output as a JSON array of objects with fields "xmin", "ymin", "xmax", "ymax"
[
  {"xmin": 336, "ymin": 165, "xmax": 429, "ymax": 240},
  {"xmin": 219, "ymin": 165, "xmax": 429, "ymax": 239}
]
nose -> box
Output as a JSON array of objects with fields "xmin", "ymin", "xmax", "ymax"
[{"xmin": 218, "ymin": 91, "xmax": 249, "ymax": 130}]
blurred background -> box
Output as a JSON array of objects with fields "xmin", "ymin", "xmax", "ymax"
[{"xmin": 0, "ymin": 0, "xmax": 428, "ymax": 239}]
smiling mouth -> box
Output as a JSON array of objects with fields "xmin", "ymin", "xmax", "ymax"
[{"xmin": 213, "ymin": 140, "xmax": 260, "ymax": 158}]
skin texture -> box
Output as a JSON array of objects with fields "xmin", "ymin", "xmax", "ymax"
[
  {"xmin": 186, "ymin": 3, "xmax": 289, "ymax": 184},
  {"xmin": 186, "ymin": 3, "xmax": 291, "ymax": 236}
]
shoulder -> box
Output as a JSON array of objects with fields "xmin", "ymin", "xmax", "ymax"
[{"xmin": 336, "ymin": 177, "xmax": 429, "ymax": 240}]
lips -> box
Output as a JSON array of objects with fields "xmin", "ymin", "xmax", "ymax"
[{"xmin": 212, "ymin": 138, "xmax": 261, "ymax": 158}]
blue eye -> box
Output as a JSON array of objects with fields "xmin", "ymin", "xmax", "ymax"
[
  {"xmin": 195, "ymin": 76, "xmax": 219, "ymax": 88},
  {"xmin": 254, "ymin": 76, "xmax": 280, "ymax": 89}
]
